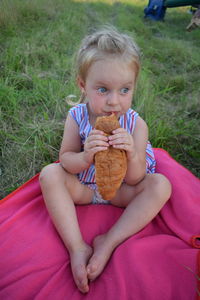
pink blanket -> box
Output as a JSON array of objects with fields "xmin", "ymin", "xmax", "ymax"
[{"xmin": 0, "ymin": 149, "xmax": 200, "ymax": 299}]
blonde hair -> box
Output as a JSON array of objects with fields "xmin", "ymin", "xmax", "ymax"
[{"xmin": 68, "ymin": 26, "xmax": 141, "ymax": 105}]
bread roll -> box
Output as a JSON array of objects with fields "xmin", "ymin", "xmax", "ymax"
[{"xmin": 95, "ymin": 113, "xmax": 127, "ymax": 200}]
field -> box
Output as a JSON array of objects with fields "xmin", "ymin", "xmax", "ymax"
[{"xmin": 0, "ymin": 0, "xmax": 200, "ymax": 198}]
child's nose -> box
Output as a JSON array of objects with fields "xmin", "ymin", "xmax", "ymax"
[{"xmin": 107, "ymin": 92, "xmax": 119, "ymax": 105}]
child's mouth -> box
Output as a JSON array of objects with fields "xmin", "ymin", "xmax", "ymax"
[{"xmin": 105, "ymin": 111, "xmax": 118, "ymax": 116}]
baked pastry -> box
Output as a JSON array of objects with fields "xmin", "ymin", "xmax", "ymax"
[{"xmin": 95, "ymin": 113, "xmax": 127, "ymax": 200}]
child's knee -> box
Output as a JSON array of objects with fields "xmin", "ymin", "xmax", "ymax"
[
  {"xmin": 148, "ymin": 173, "xmax": 172, "ymax": 202},
  {"xmin": 39, "ymin": 163, "xmax": 63, "ymax": 186}
]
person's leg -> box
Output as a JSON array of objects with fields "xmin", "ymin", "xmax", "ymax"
[
  {"xmin": 39, "ymin": 163, "xmax": 94, "ymax": 293},
  {"xmin": 87, "ymin": 173, "xmax": 171, "ymax": 281}
]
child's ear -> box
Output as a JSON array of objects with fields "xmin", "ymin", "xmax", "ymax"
[{"xmin": 77, "ymin": 76, "xmax": 85, "ymax": 92}]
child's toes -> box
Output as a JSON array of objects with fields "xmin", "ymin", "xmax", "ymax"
[
  {"xmin": 87, "ymin": 258, "xmax": 99, "ymax": 281},
  {"xmin": 74, "ymin": 266, "xmax": 89, "ymax": 293}
]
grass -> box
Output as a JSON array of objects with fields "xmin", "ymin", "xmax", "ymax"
[{"xmin": 0, "ymin": 0, "xmax": 200, "ymax": 198}]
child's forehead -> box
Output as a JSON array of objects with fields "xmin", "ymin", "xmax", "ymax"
[
  {"xmin": 86, "ymin": 59, "xmax": 136, "ymax": 85},
  {"xmin": 88, "ymin": 58, "xmax": 136, "ymax": 75}
]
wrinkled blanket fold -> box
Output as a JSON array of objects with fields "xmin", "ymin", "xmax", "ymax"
[{"xmin": 0, "ymin": 149, "xmax": 200, "ymax": 299}]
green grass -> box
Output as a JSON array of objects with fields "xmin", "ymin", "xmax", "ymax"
[{"xmin": 1, "ymin": 0, "xmax": 200, "ymax": 198}]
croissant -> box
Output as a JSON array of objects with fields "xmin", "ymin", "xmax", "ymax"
[{"xmin": 95, "ymin": 113, "xmax": 127, "ymax": 200}]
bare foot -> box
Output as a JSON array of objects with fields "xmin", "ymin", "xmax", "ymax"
[
  {"xmin": 70, "ymin": 244, "xmax": 93, "ymax": 293},
  {"xmin": 87, "ymin": 234, "xmax": 115, "ymax": 281}
]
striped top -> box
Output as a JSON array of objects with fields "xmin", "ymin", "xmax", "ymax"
[{"xmin": 69, "ymin": 103, "xmax": 156, "ymax": 189}]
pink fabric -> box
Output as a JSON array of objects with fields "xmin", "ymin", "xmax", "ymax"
[{"xmin": 0, "ymin": 149, "xmax": 200, "ymax": 299}]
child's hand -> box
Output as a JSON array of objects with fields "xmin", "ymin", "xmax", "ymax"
[
  {"xmin": 83, "ymin": 129, "xmax": 109, "ymax": 165},
  {"xmin": 108, "ymin": 128, "xmax": 136, "ymax": 160}
]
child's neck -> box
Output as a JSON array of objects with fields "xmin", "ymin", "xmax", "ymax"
[{"xmin": 86, "ymin": 103, "xmax": 97, "ymax": 128}]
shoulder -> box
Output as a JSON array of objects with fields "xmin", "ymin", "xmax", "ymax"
[
  {"xmin": 69, "ymin": 103, "xmax": 88, "ymax": 124},
  {"xmin": 127, "ymin": 108, "xmax": 139, "ymax": 118},
  {"xmin": 120, "ymin": 108, "xmax": 139, "ymax": 134},
  {"xmin": 135, "ymin": 116, "xmax": 148, "ymax": 132},
  {"xmin": 133, "ymin": 115, "xmax": 148, "ymax": 140},
  {"xmin": 126, "ymin": 108, "xmax": 147, "ymax": 130},
  {"xmin": 69, "ymin": 103, "xmax": 87, "ymax": 115}
]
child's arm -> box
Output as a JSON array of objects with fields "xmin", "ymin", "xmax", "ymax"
[
  {"xmin": 125, "ymin": 117, "xmax": 148, "ymax": 184},
  {"xmin": 59, "ymin": 114, "xmax": 109, "ymax": 174},
  {"xmin": 108, "ymin": 116, "xmax": 148, "ymax": 185}
]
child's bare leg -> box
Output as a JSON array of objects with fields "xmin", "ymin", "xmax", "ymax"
[
  {"xmin": 39, "ymin": 163, "xmax": 93, "ymax": 293},
  {"xmin": 87, "ymin": 173, "xmax": 171, "ymax": 281}
]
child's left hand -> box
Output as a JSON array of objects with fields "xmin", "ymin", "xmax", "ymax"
[{"xmin": 108, "ymin": 128, "xmax": 136, "ymax": 161}]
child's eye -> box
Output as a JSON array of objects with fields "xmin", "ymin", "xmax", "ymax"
[
  {"xmin": 97, "ymin": 87, "xmax": 107, "ymax": 94},
  {"xmin": 120, "ymin": 88, "xmax": 129, "ymax": 94}
]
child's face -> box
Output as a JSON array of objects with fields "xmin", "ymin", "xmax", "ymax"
[{"xmin": 78, "ymin": 58, "xmax": 136, "ymax": 120}]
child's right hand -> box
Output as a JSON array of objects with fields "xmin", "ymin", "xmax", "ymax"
[{"xmin": 83, "ymin": 129, "xmax": 109, "ymax": 165}]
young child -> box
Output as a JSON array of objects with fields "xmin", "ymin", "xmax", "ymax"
[{"xmin": 39, "ymin": 27, "xmax": 172, "ymax": 294}]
